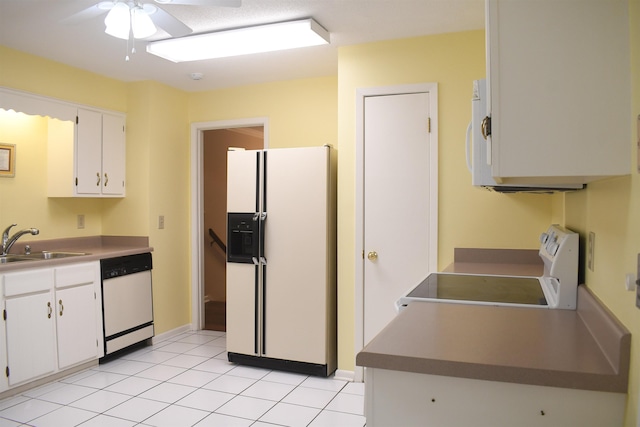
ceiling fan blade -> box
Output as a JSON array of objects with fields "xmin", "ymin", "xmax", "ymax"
[
  {"xmin": 152, "ymin": 6, "xmax": 194, "ymax": 37},
  {"xmin": 154, "ymin": 0, "xmax": 241, "ymax": 7},
  {"xmin": 60, "ymin": 3, "xmax": 111, "ymax": 25}
]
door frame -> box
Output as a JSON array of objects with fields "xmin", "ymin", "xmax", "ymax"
[
  {"xmin": 190, "ymin": 117, "xmax": 269, "ymax": 330},
  {"xmin": 354, "ymin": 83, "xmax": 438, "ymax": 381}
]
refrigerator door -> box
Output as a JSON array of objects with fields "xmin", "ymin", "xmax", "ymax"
[
  {"xmin": 227, "ymin": 149, "xmax": 259, "ymax": 213},
  {"xmin": 226, "ymin": 262, "xmax": 260, "ymax": 355},
  {"xmin": 226, "ymin": 149, "xmax": 261, "ymax": 356},
  {"xmin": 262, "ymin": 146, "xmax": 332, "ymax": 364}
]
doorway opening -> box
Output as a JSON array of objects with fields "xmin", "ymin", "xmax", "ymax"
[
  {"xmin": 191, "ymin": 118, "xmax": 269, "ymax": 333},
  {"xmin": 202, "ymin": 127, "xmax": 264, "ymax": 331}
]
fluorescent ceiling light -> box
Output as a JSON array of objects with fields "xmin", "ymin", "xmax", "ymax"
[{"xmin": 146, "ymin": 19, "xmax": 330, "ymax": 62}]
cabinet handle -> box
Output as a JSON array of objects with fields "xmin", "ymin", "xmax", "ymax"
[
  {"xmin": 47, "ymin": 302, "xmax": 52, "ymax": 319},
  {"xmin": 104, "ymin": 173, "xmax": 109, "ymax": 187},
  {"xmin": 96, "ymin": 172, "xmax": 101, "ymax": 186},
  {"xmin": 481, "ymin": 116, "xmax": 491, "ymax": 140},
  {"xmin": 59, "ymin": 299, "xmax": 64, "ymax": 316}
]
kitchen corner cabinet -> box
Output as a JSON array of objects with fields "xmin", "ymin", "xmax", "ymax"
[
  {"xmin": 485, "ymin": 0, "xmax": 631, "ymax": 185},
  {"xmin": 48, "ymin": 108, "xmax": 126, "ymax": 197},
  {"xmin": 1, "ymin": 262, "xmax": 102, "ymax": 389}
]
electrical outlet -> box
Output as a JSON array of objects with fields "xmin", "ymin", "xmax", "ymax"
[
  {"xmin": 636, "ymin": 254, "xmax": 640, "ymax": 309},
  {"xmin": 158, "ymin": 215, "xmax": 165, "ymax": 230},
  {"xmin": 587, "ymin": 232, "xmax": 595, "ymax": 272},
  {"xmin": 77, "ymin": 214, "xmax": 85, "ymax": 229}
]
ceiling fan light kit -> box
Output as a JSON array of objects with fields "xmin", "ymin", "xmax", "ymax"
[
  {"xmin": 104, "ymin": 1, "xmax": 158, "ymax": 40},
  {"xmin": 146, "ymin": 18, "xmax": 330, "ymax": 62}
]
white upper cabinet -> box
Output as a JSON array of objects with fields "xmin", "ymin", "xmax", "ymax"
[
  {"xmin": 101, "ymin": 113, "xmax": 126, "ymax": 196},
  {"xmin": 50, "ymin": 108, "xmax": 126, "ymax": 197},
  {"xmin": 0, "ymin": 88, "xmax": 126, "ymax": 198},
  {"xmin": 485, "ymin": 0, "xmax": 631, "ymax": 185},
  {"xmin": 73, "ymin": 109, "xmax": 126, "ymax": 196}
]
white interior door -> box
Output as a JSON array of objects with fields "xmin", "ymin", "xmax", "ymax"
[{"xmin": 363, "ymin": 92, "xmax": 433, "ymax": 344}]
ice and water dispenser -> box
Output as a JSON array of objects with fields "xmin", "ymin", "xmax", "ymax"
[{"xmin": 227, "ymin": 213, "xmax": 258, "ymax": 264}]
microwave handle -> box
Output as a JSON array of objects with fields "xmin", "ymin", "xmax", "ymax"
[{"xmin": 465, "ymin": 121, "xmax": 473, "ymax": 173}]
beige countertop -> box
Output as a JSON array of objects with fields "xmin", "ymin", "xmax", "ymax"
[
  {"xmin": 356, "ymin": 248, "xmax": 630, "ymax": 393},
  {"xmin": 443, "ymin": 248, "xmax": 544, "ymax": 276},
  {"xmin": 0, "ymin": 236, "xmax": 152, "ymax": 272}
]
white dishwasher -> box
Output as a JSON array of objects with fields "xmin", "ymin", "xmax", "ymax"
[{"xmin": 100, "ymin": 252, "xmax": 154, "ymax": 357}]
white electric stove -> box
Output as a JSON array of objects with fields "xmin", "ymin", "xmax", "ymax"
[{"xmin": 397, "ymin": 225, "xmax": 579, "ymax": 310}]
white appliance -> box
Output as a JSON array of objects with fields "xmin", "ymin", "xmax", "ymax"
[
  {"xmin": 397, "ymin": 225, "xmax": 579, "ymax": 310},
  {"xmin": 100, "ymin": 252, "xmax": 154, "ymax": 356},
  {"xmin": 226, "ymin": 145, "xmax": 337, "ymax": 377},
  {"xmin": 466, "ymin": 79, "xmax": 583, "ymax": 193}
]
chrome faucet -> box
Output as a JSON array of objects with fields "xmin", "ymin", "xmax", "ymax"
[{"xmin": 1, "ymin": 224, "xmax": 39, "ymax": 256}]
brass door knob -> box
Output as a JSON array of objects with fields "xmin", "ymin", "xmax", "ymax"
[{"xmin": 367, "ymin": 251, "xmax": 378, "ymax": 261}]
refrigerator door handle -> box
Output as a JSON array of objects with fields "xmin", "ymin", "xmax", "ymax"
[
  {"xmin": 262, "ymin": 263, "xmax": 267, "ymax": 355},
  {"xmin": 259, "ymin": 212, "xmax": 267, "ymax": 263},
  {"xmin": 251, "ymin": 213, "xmax": 260, "ymax": 262}
]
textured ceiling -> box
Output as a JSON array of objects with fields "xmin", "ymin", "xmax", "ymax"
[{"xmin": 0, "ymin": 0, "xmax": 485, "ymax": 92}]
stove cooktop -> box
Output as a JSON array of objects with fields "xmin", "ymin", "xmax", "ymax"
[
  {"xmin": 404, "ymin": 273, "xmax": 548, "ymax": 307},
  {"xmin": 396, "ymin": 225, "xmax": 579, "ymax": 311}
]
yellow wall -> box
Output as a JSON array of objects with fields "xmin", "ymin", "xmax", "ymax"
[
  {"xmin": 0, "ymin": 46, "xmax": 193, "ymax": 336},
  {"xmin": 336, "ymin": 30, "xmax": 555, "ymax": 371},
  {"xmin": 562, "ymin": 1, "xmax": 640, "ymax": 424},
  {"xmin": 189, "ymin": 76, "xmax": 338, "ymax": 149}
]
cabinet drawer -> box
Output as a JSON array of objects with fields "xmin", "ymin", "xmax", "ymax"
[
  {"xmin": 3, "ymin": 268, "xmax": 54, "ymax": 297},
  {"xmin": 55, "ymin": 262, "xmax": 98, "ymax": 289}
]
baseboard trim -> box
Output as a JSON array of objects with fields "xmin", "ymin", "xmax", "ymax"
[
  {"xmin": 334, "ymin": 369, "xmax": 358, "ymax": 382},
  {"xmin": 152, "ymin": 324, "xmax": 192, "ymax": 344}
]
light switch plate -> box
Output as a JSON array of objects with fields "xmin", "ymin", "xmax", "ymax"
[
  {"xmin": 637, "ymin": 115, "xmax": 640, "ymax": 173},
  {"xmin": 587, "ymin": 232, "xmax": 595, "ymax": 272},
  {"xmin": 637, "ymin": 254, "xmax": 640, "ymax": 309}
]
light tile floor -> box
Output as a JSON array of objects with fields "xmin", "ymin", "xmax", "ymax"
[{"xmin": 0, "ymin": 330, "xmax": 365, "ymax": 427}]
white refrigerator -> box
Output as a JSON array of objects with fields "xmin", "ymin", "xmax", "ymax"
[{"xmin": 226, "ymin": 145, "xmax": 336, "ymax": 376}]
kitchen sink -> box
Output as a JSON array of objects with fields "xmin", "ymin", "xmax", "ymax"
[
  {"xmin": 25, "ymin": 251, "xmax": 89, "ymax": 260},
  {"xmin": 0, "ymin": 251, "xmax": 89, "ymax": 263},
  {"xmin": 0, "ymin": 255, "xmax": 34, "ymax": 263}
]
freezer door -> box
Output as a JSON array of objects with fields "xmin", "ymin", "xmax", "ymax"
[
  {"xmin": 226, "ymin": 262, "xmax": 259, "ymax": 356},
  {"xmin": 262, "ymin": 146, "xmax": 332, "ymax": 364},
  {"xmin": 227, "ymin": 149, "xmax": 260, "ymax": 213}
]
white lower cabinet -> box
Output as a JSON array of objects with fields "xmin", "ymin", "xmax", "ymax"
[
  {"xmin": 54, "ymin": 262, "xmax": 101, "ymax": 369},
  {"xmin": 1, "ymin": 261, "xmax": 102, "ymax": 390},
  {"xmin": 3, "ymin": 268, "xmax": 56, "ymax": 387},
  {"xmin": 364, "ymin": 368, "xmax": 626, "ymax": 427}
]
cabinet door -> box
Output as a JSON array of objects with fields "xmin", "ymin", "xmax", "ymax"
[
  {"xmin": 56, "ymin": 284, "xmax": 98, "ymax": 368},
  {"xmin": 76, "ymin": 108, "xmax": 103, "ymax": 195},
  {"xmin": 102, "ymin": 113, "xmax": 126, "ymax": 196},
  {"xmin": 486, "ymin": 0, "xmax": 630, "ymax": 184},
  {"xmin": 0, "ymin": 295, "xmax": 6, "ymax": 393},
  {"xmin": 5, "ymin": 292, "xmax": 56, "ymax": 386}
]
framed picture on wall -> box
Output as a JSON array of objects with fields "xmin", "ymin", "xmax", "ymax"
[{"xmin": 0, "ymin": 143, "xmax": 16, "ymax": 177}]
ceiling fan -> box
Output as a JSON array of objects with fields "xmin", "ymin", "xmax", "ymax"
[{"xmin": 63, "ymin": 0, "xmax": 242, "ymax": 40}]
